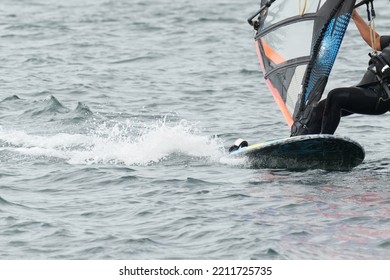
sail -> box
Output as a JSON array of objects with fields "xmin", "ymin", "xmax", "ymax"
[{"xmin": 250, "ymin": 0, "xmax": 356, "ymax": 134}]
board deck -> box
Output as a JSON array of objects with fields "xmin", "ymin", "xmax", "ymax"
[{"xmin": 227, "ymin": 134, "xmax": 365, "ymax": 171}]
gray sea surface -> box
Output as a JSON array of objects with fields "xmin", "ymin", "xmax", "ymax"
[{"xmin": 0, "ymin": 0, "xmax": 389, "ymax": 259}]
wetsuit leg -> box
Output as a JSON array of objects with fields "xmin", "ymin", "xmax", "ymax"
[
  {"xmin": 306, "ymin": 99, "xmax": 353, "ymax": 134},
  {"xmin": 304, "ymin": 100, "xmax": 326, "ymax": 134},
  {"xmin": 321, "ymin": 86, "xmax": 390, "ymax": 134}
]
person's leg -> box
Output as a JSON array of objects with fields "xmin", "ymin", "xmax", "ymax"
[
  {"xmin": 321, "ymin": 86, "xmax": 388, "ymax": 134},
  {"xmin": 304, "ymin": 99, "xmax": 353, "ymax": 134},
  {"xmin": 304, "ymin": 99, "xmax": 326, "ymax": 134}
]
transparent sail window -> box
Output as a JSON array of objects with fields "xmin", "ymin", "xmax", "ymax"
[
  {"xmin": 261, "ymin": 20, "xmax": 314, "ymax": 65},
  {"xmin": 264, "ymin": 0, "xmax": 324, "ymax": 24}
]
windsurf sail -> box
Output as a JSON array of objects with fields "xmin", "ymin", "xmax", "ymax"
[{"xmin": 248, "ymin": 0, "xmax": 357, "ymax": 135}]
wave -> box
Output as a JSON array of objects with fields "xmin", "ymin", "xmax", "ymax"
[
  {"xmin": 0, "ymin": 95, "xmax": 21, "ymax": 103},
  {"xmin": 23, "ymin": 95, "xmax": 71, "ymax": 117},
  {"xmin": 0, "ymin": 95, "xmax": 95, "ymax": 130},
  {"xmin": 72, "ymin": 102, "xmax": 94, "ymax": 119}
]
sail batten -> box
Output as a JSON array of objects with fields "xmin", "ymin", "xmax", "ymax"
[{"xmin": 255, "ymin": 14, "xmax": 317, "ymax": 39}]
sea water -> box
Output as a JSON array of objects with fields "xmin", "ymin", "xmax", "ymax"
[{"xmin": 0, "ymin": 0, "xmax": 389, "ymax": 259}]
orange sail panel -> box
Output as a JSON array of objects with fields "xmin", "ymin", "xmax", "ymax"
[{"xmin": 256, "ymin": 41, "xmax": 293, "ymax": 127}]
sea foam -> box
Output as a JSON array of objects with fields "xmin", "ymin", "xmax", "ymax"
[{"xmin": 0, "ymin": 119, "xmax": 225, "ymax": 166}]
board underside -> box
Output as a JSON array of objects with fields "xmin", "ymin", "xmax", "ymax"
[{"xmin": 228, "ymin": 135, "xmax": 365, "ymax": 171}]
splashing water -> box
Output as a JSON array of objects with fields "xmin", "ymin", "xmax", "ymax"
[{"xmin": 0, "ymin": 118, "xmax": 225, "ymax": 166}]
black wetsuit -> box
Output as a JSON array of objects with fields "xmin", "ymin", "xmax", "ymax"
[{"xmin": 308, "ymin": 35, "xmax": 390, "ymax": 135}]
